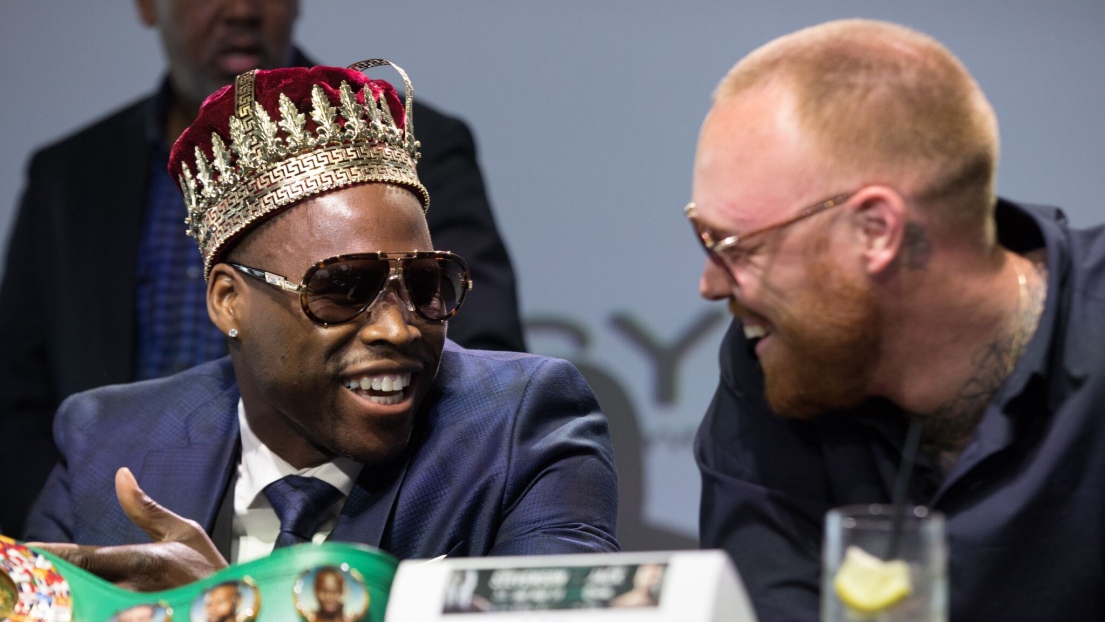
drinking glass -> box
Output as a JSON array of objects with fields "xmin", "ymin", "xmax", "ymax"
[{"xmin": 821, "ymin": 504, "xmax": 947, "ymax": 622}]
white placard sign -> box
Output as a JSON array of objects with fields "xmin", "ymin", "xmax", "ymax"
[{"xmin": 384, "ymin": 549, "xmax": 756, "ymax": 621}]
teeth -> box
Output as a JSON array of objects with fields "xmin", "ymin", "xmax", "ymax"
[
  {"xmin": 743, "ymin": 323, "xmax": 767, "ymax": 340},
  {"xmin": 345, "ymin": 372, "xmax": 411, "ymax": 395}
]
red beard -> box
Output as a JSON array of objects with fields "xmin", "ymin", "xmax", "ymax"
[{"xmin": 759, "ymin": 258, "xmax": 879, "ymax": 419}]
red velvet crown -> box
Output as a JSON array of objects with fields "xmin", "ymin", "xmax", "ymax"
[{"xmin": 170, "ymin": 63, "xmax": 428, "ymax": 278}]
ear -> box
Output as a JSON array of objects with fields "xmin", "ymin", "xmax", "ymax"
[
  {"xmin": 135, "ymin": 0, "xmax": 157, "ymax": 27},
  {"xmin": 849, "ymin": 185, "xmax": 907, "ymax": 276},
  {"xmin": 207, "ymin": 264, "xmax": 244, "ymax": 337}
]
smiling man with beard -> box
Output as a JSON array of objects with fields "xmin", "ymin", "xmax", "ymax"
[
  {"xmin": 22, "ymin": 61, "xmax": 617, "ymax": 589},
  {"xmin": 688, "ymin": 19, "xmax": 1105, "ymax": 622}
]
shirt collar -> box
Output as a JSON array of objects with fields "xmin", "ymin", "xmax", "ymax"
[
  {"xmin": 991, "ymin": 199, "xmax": 1072, "ymax": 402},
  {"xmin": 946, "ymin": 199, "xmax": 1072, "ymax": 463},
  {"xmin": 235, "ymin": 397, "xmax": 362, "ymax": 510}
]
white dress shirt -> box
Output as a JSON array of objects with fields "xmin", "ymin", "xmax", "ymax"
[{"xmin": 231, "ymin": 399, "xmax": 363, "ymax": 563}]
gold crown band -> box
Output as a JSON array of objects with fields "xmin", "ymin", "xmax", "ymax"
[
  {"xmin": 235, "ymin": 69, "xmax": 257, "ymax": 122},
  {"xmin": 195, "ymin": 142, "xmax": 426, "ymax": 272},
  {"xmin": 179, "ymin": 60, "xmax": 429, "ymax": 279}
]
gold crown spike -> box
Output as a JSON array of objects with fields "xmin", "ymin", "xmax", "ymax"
[
  {"xmin": 210, "ymin": 135, "xmax": 235, "ymax": 183},
  {"xmin": 310, "ymin": 85, "xmax": 340, "ymax": 141},
  {"xmin": 178, "ymin": 60, "xmax": 429, "ymax": 278},
  {"xmin": 339, "ymin": 82, "xmax": 368, "ymax": 140},
  {"xmin": 254, "ymin": 100, "xmax": 281, "ymax": 159},
  {"xmin": 277, "ymin": 93, "xmax": 307, "ymax": 151}
]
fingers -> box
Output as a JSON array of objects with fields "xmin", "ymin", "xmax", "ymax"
[
  {"xmin": 26, "ymin": 469, "xmax": 229, "ymax": 591},
  {"xmin": 29, "ymin": 541, "xmax": 225, "ymax": 592},
  {"xmin": 114, "ymin": 467, "xmax": 228, "ymax": 569},
  {"xmin": 115, "ymin": 467, "xmax": 162, "ymax": 537},
  {"xmin": 114, "ymin": 467, "xmax": 198, "ymax": 543},
  {"xmin": 27, "ymin": 542, "xmax": 143, "ymax": 585}
]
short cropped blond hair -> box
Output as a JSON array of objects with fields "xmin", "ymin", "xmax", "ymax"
[{"xmin": 716, "ymin": 19, "xmax": 999, "ymax": 233}]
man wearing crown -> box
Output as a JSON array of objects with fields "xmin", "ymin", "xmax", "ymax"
[
  {"xmin": 23, "ymin": 62, "xmax": 618, "ymax": 589},
  {"xmin": 0, "ymin": 0, "xmax": 526, "ymax": 540}
]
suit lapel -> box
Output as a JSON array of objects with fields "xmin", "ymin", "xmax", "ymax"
[
  {"xmin": 329, "ymin": 387, "xmax": 443, "ymax": 552},
  {"xmin": 329, "ymin": 454, "xmax": 411, "ymax": 550},
  {"xmin": 138, "ymin": 443, "xmax": 238, "ymax": 532}
]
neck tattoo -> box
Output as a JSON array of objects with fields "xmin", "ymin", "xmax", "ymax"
[{"xmin": 921, "ymin": 255, "xmax": 1042, "ymax": 471}]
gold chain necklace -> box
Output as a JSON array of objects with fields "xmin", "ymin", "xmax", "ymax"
[{"xmin": 1008, "ymin": 259, "xmax": 1029, "ymax": 376}]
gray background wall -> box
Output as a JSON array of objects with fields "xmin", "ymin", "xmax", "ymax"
[{"xmin": 1, "ymin": 2, "xmax": 1102, "ymax": 548}]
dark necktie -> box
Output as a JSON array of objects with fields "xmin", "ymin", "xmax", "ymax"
[{"xmin": 262, "ymin": 475, "xmax": 344, "ymax": 549}]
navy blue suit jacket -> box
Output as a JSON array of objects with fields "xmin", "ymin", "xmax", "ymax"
[{"xmin": 26, "ymin": 342, "xmax": 619, "ymax": 559}]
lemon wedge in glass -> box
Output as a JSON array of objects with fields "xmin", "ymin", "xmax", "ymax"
[{"xmin": 833, "ymin": 545, "xmax": 913, "ymax": 613}]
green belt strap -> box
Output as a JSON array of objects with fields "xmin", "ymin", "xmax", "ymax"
[{"xmin": 0, "ymin": 536, "xmax": 398, "ymax": 621}]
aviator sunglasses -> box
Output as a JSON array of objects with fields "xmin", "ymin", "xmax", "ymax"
[{"xmin": 229, "ymin": 251, "xmax": 472, "ymax": 326}]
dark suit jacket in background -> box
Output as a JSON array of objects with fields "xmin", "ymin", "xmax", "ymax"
[
  {"xmin": 26, "ymin": 342, "xmax": 618, "ymax": 558},
  {"xmin": 0, "ymin": 61, "xmax": 526, "ymax": 536}
]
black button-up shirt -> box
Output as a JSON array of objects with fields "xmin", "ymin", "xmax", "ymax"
[{"xmin": 696, "ymin": 199, "xmax": 1105, "ymax": 621}]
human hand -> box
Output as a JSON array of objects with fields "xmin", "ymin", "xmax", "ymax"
[{"xmin": 27, "ymin": 467, "xmax": 228, "ymax": 591}]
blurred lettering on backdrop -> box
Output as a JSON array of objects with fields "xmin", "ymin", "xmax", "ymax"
[{"xmin": 527, "ymin": 309, "xmax": 728, "ymax": 550}]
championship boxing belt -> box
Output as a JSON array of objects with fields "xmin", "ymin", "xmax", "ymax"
[{"xmin": 0, "ymin": 536, "xmax": 397, "ymax": 621}]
